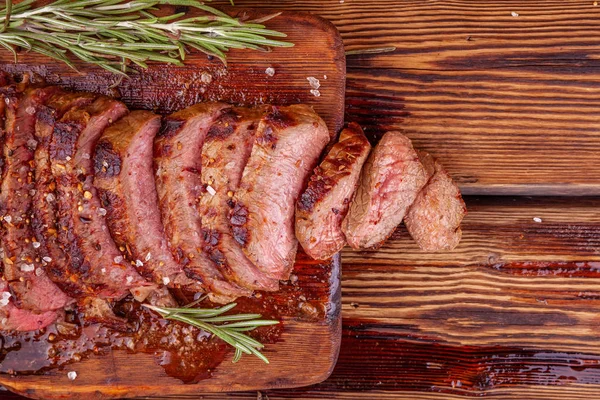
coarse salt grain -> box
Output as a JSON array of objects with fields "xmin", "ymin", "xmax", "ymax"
[
  {"xmin": 98, "ymin": 208, "xmax": 107, "ymax": 216},
  {"xmin": 0, "ymin": 299, "xmax": 8, "ymax": 307},
  {"xmin": 145, "ymin": 253, "xmax": 152, "ymax": 262},
  {"xmin": 101, "ymin": 268, "xmax": 106, "ymax": 274},
  {"xmin": 533, "ymin": 217, "xmax": 542, "ymax": 223},
  {"xmin": 265, "ymin": 67, "xmax": 275, "ymax": 77},
  {"xmin": 113, "ymin": 255, "xmax": 123, "ymax": 263},
  {"xmin": 201, "ymin": 72, "xmax": 212, "ymax": 84},
  {"xmin": 307, "ymin": 76, "xmax": 321, "ymax": 89},
  {"xmin": 42, "ymin": 256, "xmax": 52, "ymax": 263},
  {"xmin": 82, "ymin": 153, "xmax": 90, "ymax": 160},
  {"xmin": 46, "ymin": 193, "xmax": 55, "ymax": 203},
  {"xmin": 206, "ymin": 185, "xmax": 217, "ymax": 196},
  {"xmin": 162, "ymin": 277, "xmax": 171, "ymax": 285},
  {"xmin": 35, "ymin": 268, "xmax": 43, "ymax": 276},
  {"xmin": 32, "ymin": 241, "xmax": 41, "ymax": 249},
  {"xmin": 25, "ymin": 106, "xmax": 36, "ymax": 115},
  {"xmin": 126, "ymin": 276, "xmax": 134, "ymax": 284},
  {"xmin": 310, "ymin": 89, "xmax": 321, "ymax": 97},
  {"xmin": 67, "ymin": 371, "xmax": 77, "ymax": 380},
  {"xmin": 135, "ymin": 259, "xmax": 143, "ymax": 267},
  {"xmin": 21, "ymin": 263, "xmax": 35, "ymax": 272},
  {"xmin": 511, "ymin": 11, "xmax": 519, "ymax": 17},
  {"xmin": 3, "ymin": 215, "xmax": 11, "ymax": 223}
]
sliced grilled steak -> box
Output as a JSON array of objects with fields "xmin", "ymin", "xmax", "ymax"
[
  {"xmin": 32, "ymin": 91, "xmax": 97, "ymax": 296},
  {"xmin": 404, "ymin": 151, "xmax": 466, "ymax": 252},
  {"xmin": 93, "ymin": 110, "xmax": 201, "ymax": 291},
  {"xmin": 231, "ymin": 105, "xmax": 330, "ymax": 280},
  {"xmin": 51, "ymin": 96, "xmax": 154, "ymax": 301},
  {"xmin": 0, "ymin": 281, "xmax": 58, "ymax": 331},
  {"xmin": 296, "ymin": 122, "xmax": 371, "ymax": 259},
  {"xmin": 342, "ymin": 131, "xmax": 430, "ymax": 249},
  {"xmin": 155, "ymin": 102, "xmax": 249, "ymax": 302},
  {"xmin": 0, "ymin": 84, "xmax": 72, "ymax": 315},
  {"xmin": 199, "ymin": 106, "xmax": 278, "ymax": 292}
]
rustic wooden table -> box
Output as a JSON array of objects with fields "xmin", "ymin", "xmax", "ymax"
[{"xmin": 6, "ymin": 0, "xmax": 600, "ymax": 398}]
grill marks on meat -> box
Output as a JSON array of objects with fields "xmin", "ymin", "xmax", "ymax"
[
  {"xmin": 199, "ymin": 107, "xmax": 278, "ymax": 292},
  {"xmin": 404, "ymin": 151, "xmax": 466, "ymax": 252},
  {"xmin": 343, "ymin": 131, "xmax": 430, "ymax": 249},
  {"xmin": 32, "ymin": 92, "xmax": 97, "ymax": 295},
  {"xmin": 93, "ymin": 110, "xmax": 200, "ymax": 290},
  {"xmin": 296, "ymin": 122, "xmax": 371, "ymax": 260},
  {"xmin": 51, "ymin": 97, "xmax": 154, "ymax": 301},
  {"xmin": 155, "ymin": 102, "xmax": 249, "ymax": 303},
  {"xmin": 0, "ymin": 84, "xmax": 72, "ymax": 317},
  {"xmin": 232, "ymin": 105, "xmax": 330, "ymax": 280}
]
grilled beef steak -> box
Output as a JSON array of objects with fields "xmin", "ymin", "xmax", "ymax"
[
  {"xmin": 231, "ymin": 105, "xmax": 329, "ymax": 280},
  {"xmin": 404, "ymin": 151, "xmax": 466, "ymax": 252},
  {"xmin": 154, "ymin": 102, "xmax": 249, "ymax": 303},
  {"xmin": 51, "ymin": 97, "xmax": 154, "ymax": 301},
  {"xmin": 32, "ymin": 91, "xmax": 97, "ymax": 295},
  {"xmin": 296, "ymin": 122, "xmax": 371, "ymax": 260},
  {"xmin": 93, "ymin": 110, "xmax": 201, "ymax": 290},
  {"xmin": 343, "ymin": 131, "xmax": 430, "ymax": 249},
  {"xmin": 199, "ymin": 106, "xmax": 278, "ymax": 292},
  {"xmin": 0, "ymin": 84, "xmax": 72, "ymax": 315}
]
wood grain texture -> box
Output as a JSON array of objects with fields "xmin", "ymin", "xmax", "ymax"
[
  {"xmin": 0, "ymin": 9, "xmax": 344, "ymax": 400},
  {"xmin": 213, "ymin": 0, "xmax": 600, "ymax": 195}
]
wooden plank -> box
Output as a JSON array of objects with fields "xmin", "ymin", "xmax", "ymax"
[
  {"xmin": 215, "ymin": 0, "xmax": 600, "ymax": 195},
  {"xmin": 0, "ymin": 9, "xmax": 344, "ymax": 399}
]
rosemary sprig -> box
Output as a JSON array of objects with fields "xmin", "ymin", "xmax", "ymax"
[
  {"xmin": 0, "ymin": 0, "xmax": 293, "ymax": 76},
  {"xmin": 143, "ymin": 302, "xmax": 279, "ymax": 364}
]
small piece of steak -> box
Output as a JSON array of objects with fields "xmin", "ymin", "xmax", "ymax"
[
  {"xmin": 199, "ymin": 106, "xmax": 278, "ymax": 291},
  {"xmin": 154, "ymin": 102, "xmax": 249, "ymax": 303},
  {"xmin": 93, "ymin": 110, "xmax": 201, "ymax": 291},
  {"xmin": 51, "ymin": 96, "xmax": 154, "ymax": 301},
  {"xmin": 342, "ymin": 131, "xmax": 429, "ymax": 249},
  {"xmin": 0, "ymin": 281, "xmax": 58, "ymax": 331},
  {"xmin": 32, "ymin": 91, "xmax": 97, "ymax": 296},
  {"xmin": 404, "ymin": 151, "xmax": 466, "ymax": 252},
  {"xmin": 0, "ymin": 84, "xmax": 72, "ymax": 313},
  {"xmin": 296, "ymin": 122, "xmax": 371, "ymax": 259},
  {"xmin": 231, "ymin": 105, "xmax": 330, "ymax": 280}
]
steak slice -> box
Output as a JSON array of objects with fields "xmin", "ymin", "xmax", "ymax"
[
  {"xmin": 51, "ymin": 96, "xmax": 154, "ymax": 301},
  {"xmin": 404, "ymin": 151, "xmax": 466, "ymax": 252},
  {"xmin": 296, "ymin": 122, "xmax": 371, "ymax": 260},
  {"xmin": 342, "ymin": 131, "xmax": 430, "ymax": 249},
  {"xmin": 155, "ymin": 102, "xmax": 249, "ymax": 302},
  {"xmin": 199, "ymin": 106, "xmax": 278, "ymax": 292},
  {"xmin": 93, "ymin": 110, "xmax": 201, "ymax": 291},
  {"xmin": 231, "ymin": 105, "xmax": 330, "ymax": 280},
  {"xmin": 32, "ymin": 91, "xmax": 97, "ymax": 296},
  {"xmin": 0, "ymin": 281, "xmax": 58, "ymax": 331},
  {"xmin": 0, "ymin": 84, "xmax": 72, "ymax": 314}
]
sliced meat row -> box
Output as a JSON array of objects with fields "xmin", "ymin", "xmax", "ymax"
[{"xmin": 297, "ymin": 129, "xmax": 465, "ymax": 255}]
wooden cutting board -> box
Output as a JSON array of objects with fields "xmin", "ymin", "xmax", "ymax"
[{"xmin": 0, "ymin": 8, "xmax": 345, "ymax": 399}]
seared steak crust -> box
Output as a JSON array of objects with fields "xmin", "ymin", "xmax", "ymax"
[
  {"xmin": 342, "ymin": 131, "xmax": 429, "ymax": 249},
  {"xmin": 154, "ymin": 102, "xmax": 249, "ymax": 302},
  {"xmin": 51, "ymin": 97, "xmax": 153, "ymax": 300},
  {"xmin": 93, "ymin": 110, "xmax": 200, "ymax": 290},
  {"xmin": 231, "ymin": 105, "xmax": 329, "ymax": 280},
  {"xmin": 404, "ymin": 151, "xmax": 466, "ymax": 252},
  {"xmin": 0, "ymin": 84, "xmax": 72, "ymax": 314},
  {"xmin": 199, "ymin": 106, "xmax": 278, "ymax": 291},
  {"xmin": 296, "ymin": 122, "xmax": 371, "ymax": 259},
  {"xmin": 32, "ymin": 91, "xmax": 97, "ymax": 295}
]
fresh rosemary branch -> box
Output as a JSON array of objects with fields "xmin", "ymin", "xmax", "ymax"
[
  {"xmin": 143, "ymin": 302, "xmax": 279, "ymax": 364},
  {"xmin": 0, "ymin": 0, "xmax": 293, "ymax": 76}
]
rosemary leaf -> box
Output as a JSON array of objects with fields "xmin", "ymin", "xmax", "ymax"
[
  {"xmin": 143, "ymin": 302, "xmax": 279, "ymax": 364},
  {"xmin": 0, "ymin": 0, "xmax": 292, "ymax": 75}
]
